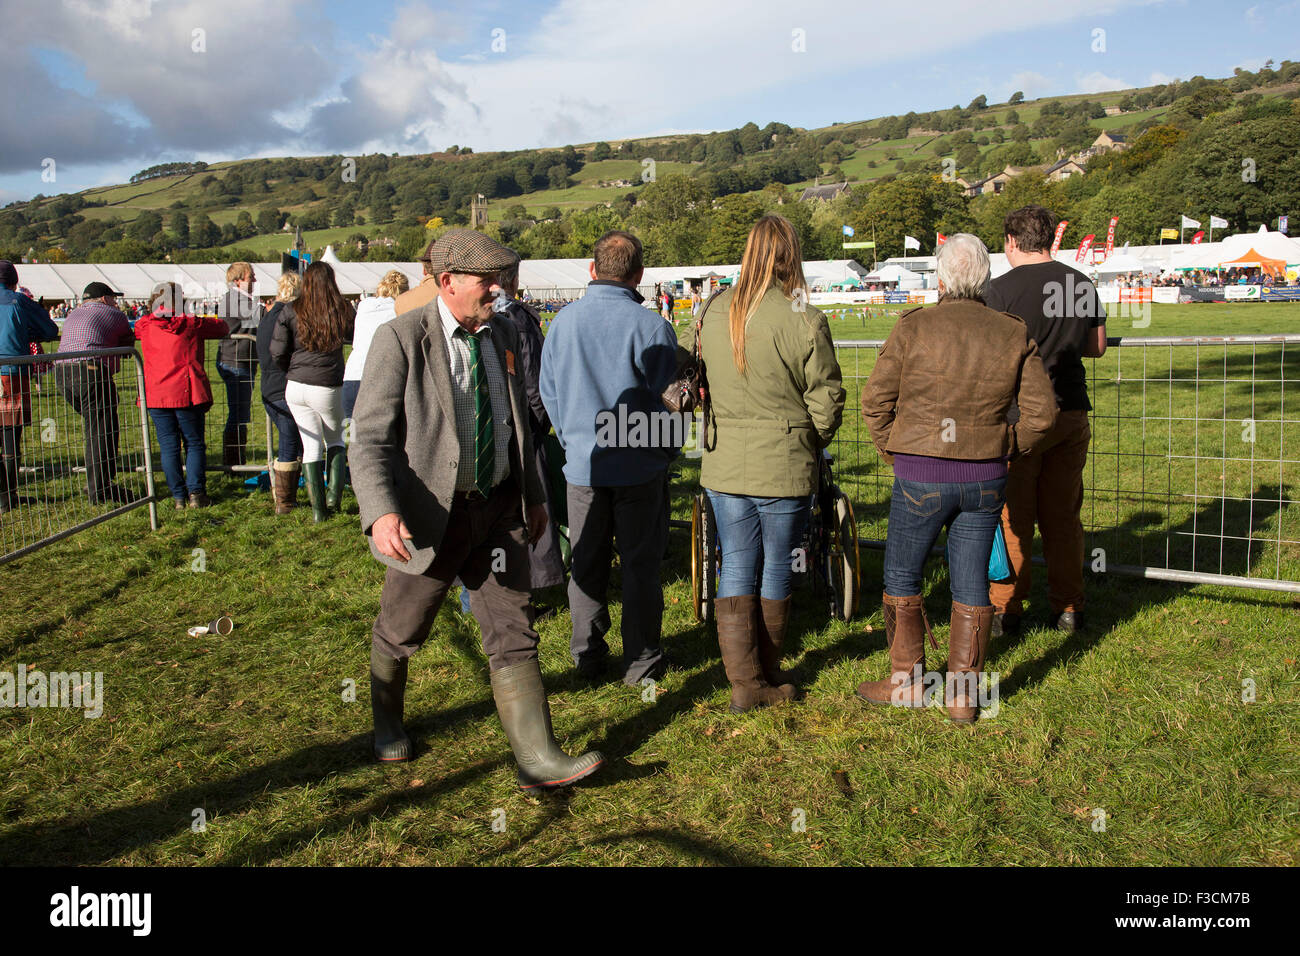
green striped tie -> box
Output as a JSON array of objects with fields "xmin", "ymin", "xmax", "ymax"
[{"xmin": 459, "ymin": 329, "xmax": 494, "ymax": 496}]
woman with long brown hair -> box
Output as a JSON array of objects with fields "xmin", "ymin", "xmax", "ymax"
[
  {"xmin": 698, "ymin": 214, "xmax": 846, "ymax": 712},
  {"xmin": 271, "ymin": 261, "xmax": 355, "ymax": 521}
]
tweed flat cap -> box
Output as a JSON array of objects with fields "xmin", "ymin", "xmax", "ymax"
[{"xmin": 426, "ymin": 229, "xmax": 518, "ymax": 275}]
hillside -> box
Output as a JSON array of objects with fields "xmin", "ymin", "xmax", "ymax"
[{"xmin": 2, "ymin": 62, "xmax": 1299, "ymax": 269}]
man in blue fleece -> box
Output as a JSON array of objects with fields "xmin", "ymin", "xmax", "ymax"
[{"xmin": 540, "ymin": 231, "xmax": 681, "ymax": 684}]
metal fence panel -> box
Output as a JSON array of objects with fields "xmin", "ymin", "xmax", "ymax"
[
  {"xmin": 0, "ymin": 348, "xmax": 157, "ymax": 567},
  {"xmin": 828, "ymin": 335, "xmax": 1300, "ymax": 593}
]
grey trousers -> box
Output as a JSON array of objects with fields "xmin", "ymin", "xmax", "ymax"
[
  {"xmin": 371, "ymin": 478, "xmax": 539, "ymax": 672},
  {"xmin": 566, "ymin": 473, "xmax": 668, "ymax": 684}
]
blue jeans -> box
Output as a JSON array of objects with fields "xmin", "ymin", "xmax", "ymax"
[
  {"xmin": 262, "ymin": 398, "xmax": 303, "ymax": 462},
  {"xmin": 883, "ymin": 477, "xmax": 1007, "ymax": 607},
  {"xmin": 216, "ymin": 363, "xmax": 254, "ymax": 441},
  {"xmin": 706, "ymin": 490, "xmax": 809, "ymax": 600},
  {"xmin": 148, "ymin": 406, "xmax": 207, "ymax": 499},
  {"xmin": 341, "ymin": 379, "xmax": 361, "ymax": 421}
]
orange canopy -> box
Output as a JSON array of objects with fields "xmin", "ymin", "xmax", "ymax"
[{"xmin": 1219, "ymin": 247, "xmax": 1287, "ymax": 277}]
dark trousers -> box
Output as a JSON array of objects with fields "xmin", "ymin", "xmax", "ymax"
[
  {"xmin": 0, "ymin": 425, "xmax": 20, "ymax": 505},
  {"xmin": 148, "ymin": 406, "xmax": 207, "ymax": 500},
  {"xmin": 371, "ymin": 479, "xmax": 538, "ymax": 671},
  {"xmin": 341, "ymin": 380, "xmax": 361, "ymax": 421},
  {"xmin": 55, "ymin": 363, "xmax": 120, "ymax": 498},
  {"xmin": 216, "ymin": 362, "xmax": 254, "ymax": 442},
  {"xmin": 884, "ymin": 476, "xmax": 1007, "ymax": 607},
  {"xmin": 566, "ymin": 474, "xmax": 668, "ymax": 683},
  {"xmin": 262, "ymin": 398, "xmax": 303, "ymax": 462}
]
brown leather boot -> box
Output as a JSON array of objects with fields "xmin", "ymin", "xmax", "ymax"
[
  {"xmin": 856, "ymin": 592, "xmax": 936, "ymax": 708},
  {"xmin": 946, "ymin": 601, "xmax": 995, "ymax": 724},
  {"xmin": 716, "ymin": 595, "xmax": 798, "ymax": 713},
  {"xmin": 271, "ymin": 459, "xmax": 299, "ymax": 514},
  {"xmin": 757, "ymin": 596, "xmax": 798, "ymax": 686}
]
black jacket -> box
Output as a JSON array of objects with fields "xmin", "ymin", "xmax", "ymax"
[
  {"xmin": 270, "ymin": 301, "xmax": 354, "ymax": 388},
  {"xmin": 257, "ymin": 301, "xmax": 290, "ymax": 403}
]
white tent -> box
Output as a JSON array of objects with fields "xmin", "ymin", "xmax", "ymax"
[
  {"xmin": 1092, "ymin": 252, "xmax": 1148, "ymax": 275},
  {"xmin": 860, "ymin": 264, "xmax": 924, "ymax": 289}
]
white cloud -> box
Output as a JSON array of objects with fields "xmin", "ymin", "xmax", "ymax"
[
  {"xmin": 1149, "ymin": 71, "xmax": 1177, "ymax": 85},
  {"xmin": 996, "ymin": 72, "xmax": 1057, "ymax": 103},
  {"xmin": 1075, "ymin": 71, "xmax": 1132, "ymax": 93}
]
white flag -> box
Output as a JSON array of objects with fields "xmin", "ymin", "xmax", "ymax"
[
  {"xmin": 903, "ymin": 235, "xmax": 921, "ymax": 251},
  {"xmin": 1181, "ymin": 215, "xmax": 1201, "ymax": 230},
  {"xmin": 1210, "ymin": 215, "xmax": 1229, "ymax": 229}
]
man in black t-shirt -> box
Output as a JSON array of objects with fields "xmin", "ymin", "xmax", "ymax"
[{"xmin": 986, "ymin": 205, "xmax": 1107, "ymax": 635}]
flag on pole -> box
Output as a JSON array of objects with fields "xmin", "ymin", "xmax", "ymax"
[
  {"xmin": 1103, "ymin": 216, "xmax": 1119, "ymax": 257},
  {"xmin": 842, "ymin": 225, "xmax": 855, "ymax": 237},
  {"xmin": 1075, "ymin": 234, "xmax": 1095, "ymax": 262},
  {"xmin": 936, "ymin": 233, "xmax": 947, "ymax": 247},
  {"xmin": 903, "ymin": 235, "xmax": 921, "ymax": 251},
  {"xmin": 1191, "ymin": 230, "xmax": 1205, "ymax": 244},
  {"xmin": 1210, "ymin": 215, "xmax": 1229, "ymax": 230},
  {"xmin": 1279, "ymin": 215, "xmax": 1289, "ymax": 235},
  {"xmin": 1181, "ymin": 215, "xmax": 1201, "ymax": 230},
  {"xmin": 1049, "ymin": 220, "xmax": 1069, "ymax": 256},
  {"xmin": 1159, "ymin": 228, "xmax": 1179, "ymax": 240}
]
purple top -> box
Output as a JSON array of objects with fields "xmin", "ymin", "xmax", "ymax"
[{"xmin": 892, "ymin": 453, "xmax": 1007, "ymax": 483}]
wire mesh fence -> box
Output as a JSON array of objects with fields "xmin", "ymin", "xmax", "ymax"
[
  {"xmin": 0, "ymin": 347, "xmax": 157, "ymax": 567},
  {"xmin": 827, "ymin": 334, "xmax": 1300, "ymax": 593}
]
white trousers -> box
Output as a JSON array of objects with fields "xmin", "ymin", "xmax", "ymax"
[{"xmin": 285, "ymin": 380, "xmax": 343, "ymax": 464}]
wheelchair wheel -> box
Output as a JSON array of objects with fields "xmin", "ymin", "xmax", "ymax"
[
  {"xmin": 691, "ymin": 492, "xmax": 718, "ymax": 622},
  {"xmin": 827, "ymin": 489, "xmax": 860, "ymax": 621}
]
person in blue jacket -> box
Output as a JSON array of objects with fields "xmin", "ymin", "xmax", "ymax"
[
  {"xmin": 539, "ymin": 231, "xmax": 681, "ymax": 685},
  {"xmin": 0, "ymin": 261, "xmax": 60, "ymax": 512}
]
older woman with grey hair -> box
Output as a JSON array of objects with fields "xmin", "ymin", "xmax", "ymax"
[{"xmin": 856, "ymin": 233, "xmax": 1058, "ymax": 723}]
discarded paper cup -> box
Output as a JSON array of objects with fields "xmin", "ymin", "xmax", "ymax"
[{"xmin": 187, "ymin": 616, "xmax": 234, "ymax": 638}]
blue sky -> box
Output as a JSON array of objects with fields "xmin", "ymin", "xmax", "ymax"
[{"xmin": 1, "ymin": 0, "xmax": 1297, "ymax": 204}]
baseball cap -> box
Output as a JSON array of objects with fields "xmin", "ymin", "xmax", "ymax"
[{"xmin": 83, "ymin": 281, "xmax": 123, "ymax": 299}]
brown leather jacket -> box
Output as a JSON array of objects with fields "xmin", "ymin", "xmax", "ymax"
[{"xmin": 862, "ymin": 297, "xmax": 1058, "ymax": 463}]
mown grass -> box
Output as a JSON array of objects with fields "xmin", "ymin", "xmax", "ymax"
[{"xmin": 1, "ymin": 305, "xmax": 1297, "ymax": 866}]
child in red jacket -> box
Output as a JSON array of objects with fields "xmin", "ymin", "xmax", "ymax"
[{"xmin": 135, "ymin": 282, "xmax": 229, "ymax": 509}]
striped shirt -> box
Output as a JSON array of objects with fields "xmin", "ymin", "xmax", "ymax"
[
  {"xmin": 437, "ymin": 297, "xmax": 512, "ymax": 492},
  {"xmin": 55, "ymin": 300, "xmax": 134, "ymax": 372}
]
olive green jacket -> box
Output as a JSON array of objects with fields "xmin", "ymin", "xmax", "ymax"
[{"xmin": 699, "ymin": 286, "xmax": 845, "ymax": 497}]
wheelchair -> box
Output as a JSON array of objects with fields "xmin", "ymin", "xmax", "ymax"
[{"xmin": 691, "ymin": 449, "xmax": 860, "ymax": 623}]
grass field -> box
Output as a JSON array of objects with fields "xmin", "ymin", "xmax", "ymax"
[{"xmin": 1, "ymin": 304, "xmax": 1297, "ymax": 865}]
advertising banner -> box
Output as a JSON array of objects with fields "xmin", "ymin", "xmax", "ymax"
[
  {"xmin": 1049, "ymin": 220, "xmax": 1069, "ymax": 256},
  {"xmin": 1224, "ymin": 285, "xmax": 1262, "ymax": 301}
]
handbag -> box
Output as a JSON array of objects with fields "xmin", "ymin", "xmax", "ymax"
[
  {"xmin": 988, "ymin": 523, "xmax": 1013, "ymax": 582},
  {"xmin": 662, "ymin": 292, "xmax": 715, "ymax": 416}
]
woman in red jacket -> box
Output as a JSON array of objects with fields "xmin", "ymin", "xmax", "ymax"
[{"xmin": 135, "ymin": 282, "xmax": 229, "ymax": 509}]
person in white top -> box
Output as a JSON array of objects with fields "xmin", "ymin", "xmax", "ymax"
[{"xmin": 343, "ymin": 270, "xmax": 410, "ymax": 420}]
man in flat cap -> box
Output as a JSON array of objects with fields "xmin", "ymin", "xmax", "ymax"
[
  {"xmin": 55, "ymin": 281, "xmax": 137, "ymax": 504},
  {"xmin": 351, "ymin": 229, "xmax": 603, "ymax": 789}
]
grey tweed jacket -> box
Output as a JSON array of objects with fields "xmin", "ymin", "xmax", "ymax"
[{"xmin": 351, "ymin": 296, "xmax": 544, "ymax": 575}]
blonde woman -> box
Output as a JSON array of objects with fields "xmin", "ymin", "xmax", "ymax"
[
  {"xmin": 257, "ymin": 270, "xmax": 304, "ymax": 514},
  {"xmin": 343, "ymin": 269, "xmax": 410, "ymax": 420},
  {"xmin": 699, "ymin": 215, "xmax": 846, "ymax": 712}
]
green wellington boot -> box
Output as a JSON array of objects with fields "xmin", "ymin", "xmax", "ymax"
[
  {"xmin": 302, "ymin": 459, "xmax": 328, "ymax": 522},
  {"xmin": 490, "ymin": 659, "xmax": 604, "ymax": 790},
  {"xmin": 370, "ymin": 646, "xmax": 412, "ymax": 761},
  {"xmin": 325, "ymin": 445, "xmax": 346, "ymax": 512}
]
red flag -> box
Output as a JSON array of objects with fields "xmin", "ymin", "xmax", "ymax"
[
  {"xmin": 936, "ymin": 233, "xmax": 947, "ymax": 247},
  {"xmin": 1103, "ymin": 216, "xmax": 1118, "ymax": 257},
  {"xmin": 1191, "ymin": 230, "xmax": 1205, "ymax": 244},
  {"xmin": 1075, "ymin": 234, "xmax": 1095, "ymax": 262},
  {"xmin": 1049, "ymin": 220, "xmax": 1069, "ymax": 256}
]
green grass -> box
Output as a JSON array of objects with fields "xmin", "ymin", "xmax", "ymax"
[{"xmin": 1, "ymin": 304, "xmax": 1298, "ymax": 865}]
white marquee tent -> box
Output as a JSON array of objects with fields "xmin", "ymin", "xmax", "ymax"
[{"xmin": 11, "ymin": 258, "xmax": 873, "ymax": 303}]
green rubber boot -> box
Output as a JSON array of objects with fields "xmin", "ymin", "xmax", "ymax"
[
  {"xmin": 326, "ymin": 445, "xmax": 346, "ymax": 512},
  {"xmin": 371, "ymin": 646, "xmax": 412, "ymax": 761},
  {"xmin": 302, "ymin": 460, "xmax": 328, "ymax": 522},
  {"xmin": 490, "ymin": 660, "xmax": 604, "ymax": 790}
]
